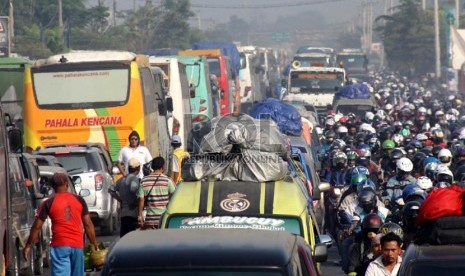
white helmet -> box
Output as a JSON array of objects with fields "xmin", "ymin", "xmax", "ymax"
[
  {"xmin": 459, "ymin": 128, "xmax": 465, "ymax": 140},
  {"xmin": 436, "ymin": 165, "xmax": 454, "ymax": 184},
  {"xmin": 325, "ymin": 117, "xmax": 335, "ymax": 126},
  {"xmin": 392, "ymin": 134, "xmax": 404, "ymax": 146},
  {"xmin": 418, "ymin": 106, "xmax": 427, "ymax": 114},
  {"xmin": 438, "ymin": 148, "xmax": 452, "ymax": 167},
  {"xmin": 416, "ymin": 133, "xmax": 428, "ymax": 141},
  {"xmin": 396, "ymin": 157, "xmax": 413, "ymax": 172},
  {"xmin": 435, "ymin": 110, "xmax": 445, "ymax": 117},
  {"xmin": 384, "ymin": 103, "xmax": 393, "ymax": 112},
  {"xmin": 365, "ymin": 112, "xmax": 375, "ymax": 121},
  {"xmin": 333, "ymin": 113, "xmax": 343, "ymax": 122},
  {"xmin": 416, "ymin": 176, "xmax": 433, "ymax": 191},
  {"xmin": 337, "ymin": 126, "xmax": 348, "ymax": 134}
]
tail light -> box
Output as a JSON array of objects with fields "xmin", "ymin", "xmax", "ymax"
[
  {"xmin": 193, "ymin": 115, "xmax": 206, "ymax": 123},
  {"xmin": 200, "ymin": 99, "xmax": 206, "ymax": 104},
  {"xmin": 199, "ymin": 106, "xmax": 207, "ymax": 113},
  {"xmin": 244, "ymin": 86, "xmax": 252, "ymax": 97},
  {"xmin": 95, "ymin": 174, "xmax": 104, "ymax": 191}
]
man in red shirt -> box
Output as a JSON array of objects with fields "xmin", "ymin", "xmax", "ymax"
[{"xmin": 23, "ymin": 172, "xmax": 98, "ymax": 276}]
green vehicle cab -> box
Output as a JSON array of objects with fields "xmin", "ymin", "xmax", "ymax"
[
  {"xmin": 160, "ymin": 178, "xmax": 331, "ymax": 261},
  {"xmin": 178, "ymin": 55, "xmax": 214, "ymax": 123}
]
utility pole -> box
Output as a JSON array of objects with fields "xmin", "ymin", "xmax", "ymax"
[
  {"xmin": 9, "ymin": 0, "xmax": 13, "ymax": 37},
  {"xmin": 422, "ymin": 0, "xmax": 426, "ymax": 10},
  {"xmin": 434, "ymin": 0, "xmax": 441, "ymax": 78},
  {"xmin": 112, "ymin": 0, "xmax": 117, "ymax": 27},
  {"xmin": 133, "ymin": 0, "xmax": 136, "ymax": 12},
  {"xmin": 58, "ymin": 0, "xmax": 63, "ymax": 29},
  {"xmin": 456, "ymin": 0, "xmax": 460, "ymax": 28}
]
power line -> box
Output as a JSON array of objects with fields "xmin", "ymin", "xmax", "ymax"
[{"xmin": 189, "ymin": 0, "xmax": 349, "ymax": 9}]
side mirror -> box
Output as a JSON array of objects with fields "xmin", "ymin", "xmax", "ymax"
[
  {"xmin": 319, "ymin": 234, "xmax": 333, "ymax": 248},
  {"xmin": 313, "ymin": 243, "xmax": 328, "ymax": 263},
  {"xmin": 190, "ymin": 88, "xmax": 196, "ymax": 98},
  {"xmin": 8, "ymin": 128, "xmax": 23, "ymax": 153},
  {"xmin": 79, "ymin": 188, "xmax": 91, "ymax": 197},
  {"xmin": 112, "ymin": 166, "xmax": 120, "ymax": 175},
  {"xmin": 72, "ymin": 176, "xmax": 82, "ymax": 185},
  {"xmin": 166, "ymin": 97, "xmax": 173, "ymax": 112},
  {"xmin": 318, "ymin": 182, "xmax": 331, "ymax": 192}
]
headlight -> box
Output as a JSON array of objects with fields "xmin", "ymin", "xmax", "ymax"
[{"xmin": 334, "ymin": 188, "xmax": 341, "ymax": 196}]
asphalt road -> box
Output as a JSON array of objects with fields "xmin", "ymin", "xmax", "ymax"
[{"xmin": 43, "ymin": 227, "xmax": 120, "ymax": 276}]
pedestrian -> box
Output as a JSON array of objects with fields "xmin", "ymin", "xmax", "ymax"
[
  {"xmin": 138, "ymin": 156, "xmax": 176, "ymax": 229},
  {"xmin": 109, "ymin": 157, "xmax": 141, "ymax": 237},
  {"xmin": 365, "ymin": 232, "xmax": 403, "ymax": 276},
  {"xmin": 170, "ymin": 135, "xmax": 190, "ymax": 184},
  {"xmin": 23, "ymin": 172, "xmax": 98, "ymax": 276},
  {"xmin": 117, "ymin": 130, "xmax": 152, "ymax": 179}
]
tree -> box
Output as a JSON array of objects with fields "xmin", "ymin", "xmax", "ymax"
[{"xmin": 375, "ymin": 0, "xmax": 446, "ymax": 75}]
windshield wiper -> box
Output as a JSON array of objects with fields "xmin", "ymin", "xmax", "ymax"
[{"xmin": 67, "ymin": 167, "xmax": 84, "ymax": 174}]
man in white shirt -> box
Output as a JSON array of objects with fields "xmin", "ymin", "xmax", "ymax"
[
  {"xmin": 365, "ymin": 232, "xmax": 403, "ymax": 276},
  {"xmin": 117, "ymin": 131, "xmax": 152, "ymax": 179}
]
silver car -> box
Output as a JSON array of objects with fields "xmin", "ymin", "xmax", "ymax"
[{"xmin": 34, "ymin": 143, "xmax": 119, "ymax": 235}]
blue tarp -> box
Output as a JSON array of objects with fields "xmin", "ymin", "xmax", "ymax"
[
  {"xmin": 334, "ymin": 84, "xmax": 371, "ymax": 99},
  {"xmin": 192, "ymin": 42, "xmax": 241, "ymax": 78},
  {"xmin": 250, "ymin": 98, "xmax": 302, "ymax": 136}
]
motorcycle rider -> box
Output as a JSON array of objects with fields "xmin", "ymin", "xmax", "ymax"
[{"xmin": 383, "ymin": 157, "xmax": 416, "ymax": 208}]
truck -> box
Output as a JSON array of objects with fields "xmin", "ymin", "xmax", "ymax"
[
  {"xmin": 282, "ymin": 66, "xmax": 346, "ymax": 114},
  {"xmin": 336, "ymin": 49, "xmax": 369, "ymax": 78}
]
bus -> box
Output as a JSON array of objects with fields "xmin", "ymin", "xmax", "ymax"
[
  {"xmin": 23, "ymin": 51, "xmax": 171, "ymax": 161},
  {"xmin": 0, "ymin": 57, "xmax": 32, "ymax": 130}
]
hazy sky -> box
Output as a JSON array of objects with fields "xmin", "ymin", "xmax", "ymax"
[{"xmin": 96, "ymin": 0, "xmax": 384, "ymax": 25}]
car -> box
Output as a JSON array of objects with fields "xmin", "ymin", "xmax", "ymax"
[
  {"xmin": 332, "ymin": 98, "xmax": 375, "ymax": 119},
  {"xmin": 398, "ymin": 243, "xmax": 465, "ymax": 275},
  {"xmin": 102, "ymin": 228, "xmax": 324, "ymax": 275},
  {"xmin": 34, "ymin": 143, "xmax": 119, "ymax": 235}
]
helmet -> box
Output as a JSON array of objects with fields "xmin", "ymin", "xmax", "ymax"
[
  {"xmin": 416, "ymin": 176, "xmax": 433, "ymax": 192},
  {"xmin": 378, "ymin": 222, "xmax": 404, "ymax": 240},
  {"xmin": 396, "ymin": 157, "xmax": 413, "ymax": 172},
  {"xmin": 358, "ymin": 188, "xmax": 377, "ymax": 213},
  {"xmin": 454, "ymin": 165, "xmax": 465, "ymax": 182},
  {"xmin": 392, "ymin": 134, "xmax": 404, "ymax": 147},
  {"xmin": 402, "ymin": 184, "xmax": 427, "ymax": 203},
  {"xmin": 400, "ymin": 128, "xmax": 411, "ymax": 137},
  {"xmin": 436, "ymin": 165, "xmax": 453, "ymax": 184},
  {"xmin": 409, "ymin": 140, "xmax": 423, "ymax": 150},
  {"xmin": 456, "ymin": 146, "xmax": 465, "ymax": 158},
  {"xmin": 346, "ymin": 150, "xmax": 359, "ymax": 161},
  {"xmin": 337, "ymin": 125, "xmax": 348, "ymax": 136},
  {"xmin": 361, "ymin": 213, "xmax": 383, "ymax": 232},
  {"xmin": 352, "ymin": 165, "xmax": 370, "ymax": 176},
  {"xmin": 424, "ymin": 162, "xmax": 439, "ymax": 180},
  {"xmin": 365, "ymin": 112, "xmax": 375, "ymax": 122},
  {"xmin": 351, "ymin": 174, "xmax": 368, "ymax": 188},
  {"xmin": 357, "ymin": 179, "xmax": 376, "ymax": 194},
  {"xmin": 431, "ymin": 145, "xmax": 443, "ymax": 158},
  {"xmin": 412, "ymin": 152, "xmax": 427, "ymax": 169},
  {"xmin": 423, "ymin": 156, "xmax": 440, "ymax": 168},
  {"xmin": 438, "ymin": 148, "xmax": 452, "ymax": 166},
  {"xmin": 402, "ymin": 201, "xmax": 421, "ymax": 231},
  {"xmin": 432, "ymin": 128, "xmax": 444, "ymax": 141},
  {"xmin": 325, "ymin": 130, "xmax": 337, "ymax": 142},
  {"xmin": 325, "ymin": 117, "xmax": 335, "ymax": 127},
  {"xmin": 382, "ymin": 139, "xmax": 396, "ymax": 150},
  {"xmin": 332, "ymin": 151, "xmax": 348, "ymax": 167},
  {"xmin": 357, "ymin": 144, "xmax": 371, "ymax": 157},
  {"xmin": 390, "ymin": 148, "xmax": 405, "ymax": 161},
  {"xmin": 355, "ymin": 133, "xmax": 366, "ymax": 144},
  {"xmin": 416, "ymin": 133, "xmax": 428, "ymax": 141}
]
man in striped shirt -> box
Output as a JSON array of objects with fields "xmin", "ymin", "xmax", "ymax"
[{"xmin": 138, "ymin": 156, "xmax": 176, "ymax": 229}]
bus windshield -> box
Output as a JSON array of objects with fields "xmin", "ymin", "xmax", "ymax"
[
  {"xmin": 207, "ymin": 58, "xmax": 220, "ymax": 76},
  {"xmin": 337, "ymin": 54, "xmax": 367, "ymax": 68},
  {"xmin": 290, "ymin": 71, "xmax": 344, "ymax": 92},
  {"xmin": 32, "ymin": 68, "xmax": 129, "ymax": 109}
]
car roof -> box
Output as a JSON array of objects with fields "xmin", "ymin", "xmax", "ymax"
[
  {"xmin": 405, "ymin": 244, "xmax": 465, "ymax": 260},
  {"xmin": 106, "ymin": 229, "xmax": 301, "ymax": 270},
  {"xmin": 35, "ymin": 145, "xmax": 100, "ymax": 154}
]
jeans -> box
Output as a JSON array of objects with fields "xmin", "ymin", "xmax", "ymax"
[
  {"xmin": 51, "ymin": 246, "xmax": 84, "ymax": 276},
  {"xmin": 120, "ymin": 216, "xmax": 139, "ymax": 237}
]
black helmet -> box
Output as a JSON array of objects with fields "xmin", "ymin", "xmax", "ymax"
[
  {"xmin": 402, "ymin": 201, "xmax": 421, "ymax": 232},
  {"xmin": 358, "ymin": 188, "xmax": 377, "ymax": 213},
  {"xmin": 361, "ymin": 213, "xmax": 383, "ymax": 232},
  {"xmin": 390, "ymin": 148, "xmax": 405, "ymax": 161},
  {"xmin": 378, "ymin": 222, "xmax": 404, "ymax": 240},
  {"xmin": 454, "ymin": 164, "xmax": 465, "ymax": 182},
  {"xmin": 325, "ymin": 130, "xmax": 337, "ymax": 142},
  {"xmin": 432, "ymin": 145, "xmax": 443, "ymax": 158},
  {"xmin": 412, "ymin": 152, "xmax": 427, "ymax": 170}
]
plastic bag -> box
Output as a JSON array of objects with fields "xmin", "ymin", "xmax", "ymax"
[
  {"xmin": 85, "ymin": 242, "xmax": 108, "ymax": 270},
  {"xmin": 250, "ymin": 98, "xmax": 302, "ymax": 136}
]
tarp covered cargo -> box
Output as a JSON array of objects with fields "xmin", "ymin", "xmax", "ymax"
[
  {"xmin": 183, "ymin": 114, "xmax": 290, "ymax": 182},
  {"xmin": 192, "ymin": 42, "xmax": 241, "ymax": 78},
  {"xmin": 250, "ymin": 98, "xmax": 302, "ymax": 136},
  {"xmin": 334, "ymin": 84, "xmax": 371, "ymax": 99}
]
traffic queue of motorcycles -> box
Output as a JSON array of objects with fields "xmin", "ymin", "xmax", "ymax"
[{"xmin": 316, "ymin": 73, "xmax": 465, "ymax": 275}]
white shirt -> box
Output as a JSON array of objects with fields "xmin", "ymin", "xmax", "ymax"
[
  {"xmin": 118, "ymin": 145, "xmax": 152, "ymax": 178},
  {"xmin": 365, "ymin": 255, "xmax": 402, "ymax": 276}
]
